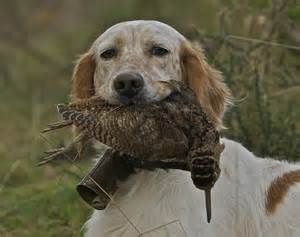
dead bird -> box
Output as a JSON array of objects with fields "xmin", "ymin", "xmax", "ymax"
[{"xmin": 42, "ymin": 80, "xmax": 224, "ymax": 222}]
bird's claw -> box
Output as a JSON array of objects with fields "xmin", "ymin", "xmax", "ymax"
[{"xmin": 190, "ymin": 156, "xmax": 220, "ymax": 190}]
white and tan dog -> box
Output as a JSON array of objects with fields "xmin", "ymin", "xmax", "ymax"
[{"xmin": 70, "ymin": 20, "xmax": 300, "ymax": 237}]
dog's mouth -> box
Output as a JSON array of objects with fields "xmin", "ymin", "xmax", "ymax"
[
  {"xmin": 109, "ymin": 80, "xmax": 183, "ymax": 106},
  {"xmin": 115, "ymin": 93, "xmax": 146, "ymax": 106}
]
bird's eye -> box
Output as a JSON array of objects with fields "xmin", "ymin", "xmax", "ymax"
[
  {"xmin": 100, "ymin": 48, "xmax": 117, "ymax": 59},
  {"xmin": 150, "ymin": 46, "xmax": 169, "ymax": 57}
]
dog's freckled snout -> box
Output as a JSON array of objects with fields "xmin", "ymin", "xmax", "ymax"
[{"xmin": 113, "ymin": 73, "xmax": 144, "ymax": 99}]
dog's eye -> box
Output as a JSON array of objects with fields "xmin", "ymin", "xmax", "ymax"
[
  {"xmin": 150, "ymin": 46, "xmax": 169, "ymax": 57},
  {"xmin": 100, "ymin": 48, "xmax": 117, "ymax": 59}
]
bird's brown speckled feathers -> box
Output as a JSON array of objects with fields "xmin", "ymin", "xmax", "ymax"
[
  {"xmin": 58, "ymin": 80, "xmax": 223, "ymax": 189},
  {"xmin": 42, "ymin": 80, "xmax": 223, "ymax": 222}
]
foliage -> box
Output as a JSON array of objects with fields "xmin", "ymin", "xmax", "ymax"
[{"xmin": 193, "ymin": 0, "xmax": 300, "ymax": 160}]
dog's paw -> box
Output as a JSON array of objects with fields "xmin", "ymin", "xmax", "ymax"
[{"xmin": 189, "ymin": 156, "xmax": 220, "ymax": 190}]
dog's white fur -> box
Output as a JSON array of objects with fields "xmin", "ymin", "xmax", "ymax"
[
  {"xmin": 70, "ymin": 20, "xmax": 300, "ymax": 236},
  {"xmin": 84, "ymin": 138, "xmax": 300, "ymax": 237}
]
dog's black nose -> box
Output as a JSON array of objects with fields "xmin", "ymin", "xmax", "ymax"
[{"xmin": 113, "ymin": 73, "xmax": 144, "ymax": 99}]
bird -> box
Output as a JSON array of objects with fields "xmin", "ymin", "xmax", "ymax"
[{"xmin": 42, "ymin": 80, "xmax": 224, "ymax": 222}]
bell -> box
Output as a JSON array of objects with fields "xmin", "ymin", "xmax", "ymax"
[{"xmin": 76, "ymin": 149, "xmax": 133, "ymax": 209}]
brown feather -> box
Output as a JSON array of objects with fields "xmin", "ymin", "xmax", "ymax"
[{"xmin": 43, "ymin": 80, "xmax": 224, "ymax": 222}]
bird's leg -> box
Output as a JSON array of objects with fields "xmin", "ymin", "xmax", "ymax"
[
  {"xmin": 189, "ymin": 153, "xmax": 221, "ymax": 223},
  {"xmin": 205, "ymin": 189, "xmax": 212, "ymax": 223},
  {"xmin": 190, "ymin": 155, "xmax": 220, "ymax": 223},
  {"xmin": 189, "ymin": 155, "xmax": 220, "ymax": 189}
]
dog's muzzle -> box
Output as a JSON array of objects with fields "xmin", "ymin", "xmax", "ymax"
[{"xmin": 112, "ymin": 72, "xmax": 144, "ymax": 103}]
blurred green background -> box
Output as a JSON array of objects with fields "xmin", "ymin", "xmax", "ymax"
[{"xmin": 0, "ymin": 0, "xmax": 299, "ymax": 236}]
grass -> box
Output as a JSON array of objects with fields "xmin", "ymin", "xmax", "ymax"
[{"xmin": 1, "ymin": 173, "xmax": 90, "ymax": 236}]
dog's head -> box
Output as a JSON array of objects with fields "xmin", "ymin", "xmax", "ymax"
[{"xmin": 70, "ymin": 20, "xmax": 231, "ymax": 127}]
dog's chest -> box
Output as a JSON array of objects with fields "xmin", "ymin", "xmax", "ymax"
[{"xmin": 85, "ymin": 169, "xmax": 209, "ymax": 237}]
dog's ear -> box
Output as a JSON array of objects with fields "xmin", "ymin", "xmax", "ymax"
[
  {"xmin": 70, "ymin": 51, "xmax": 96, "ymax": 158},
  {"xmin": 71, "ymin": 52, "xmax": 96, "ymax": 101},
  {"xmin": 180, "ymin": 42, "xmax": 231, "ymax": 127}
]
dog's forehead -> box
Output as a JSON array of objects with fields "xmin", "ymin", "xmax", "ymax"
[{"xmin": 93, "ymin": 20, "xmax": 185, "ymax": 49}]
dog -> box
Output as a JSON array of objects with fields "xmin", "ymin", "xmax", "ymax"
[{"xmin": 70, "ymin": 20, "xmax": 300, "ymax": 237}]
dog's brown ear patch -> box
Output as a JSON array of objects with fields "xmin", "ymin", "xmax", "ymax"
[
  {"xmin": 69, "ymin": 52, "xmax": 96, "ymax": 157},
  {"xmin": 180, "ymin": 42, "xmax": 231, "ymax": 128},
  {"xmin": 71, "ymin": 52, "xmax": 96, "ymax": 101},
  {"xmin": 265, "ymin": 169, "xmax": 300, "ymax": 215}
]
